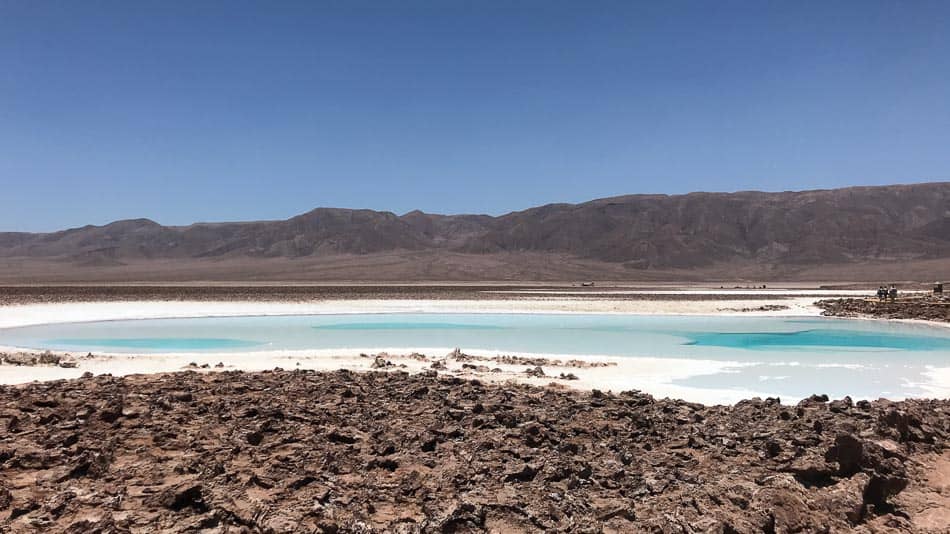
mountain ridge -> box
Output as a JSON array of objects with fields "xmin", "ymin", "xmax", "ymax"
[{"xmin": 2, "ymin": 182, "xmax": 949, "ymax": 281}]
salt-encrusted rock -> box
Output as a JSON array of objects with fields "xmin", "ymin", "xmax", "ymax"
[
  {"xmin": 371, "ymin": 356, "xmax": 392, "ymax": 369},
  {"xmin": 524, "ymin": 366, "xmax": 545, "ymax": 377}
]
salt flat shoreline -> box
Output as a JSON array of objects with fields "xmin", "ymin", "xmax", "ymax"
[
  {"xmin": 0, "ymin": 294, "xmax": 828, "ymax": 329},
  {"xmin": 0, "ymin": 295, "xmax": 821, "ymax": 405},
  {"xmin": 1, "ymin": 290, "xmax": 947, "ymax": 405}
]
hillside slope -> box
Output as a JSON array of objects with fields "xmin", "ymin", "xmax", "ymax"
[{"xmin": 1, "ymin": 183, "xmax": 948, "ymax": 281}]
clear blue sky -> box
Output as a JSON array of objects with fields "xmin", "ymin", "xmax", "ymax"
[{"xmin": 2, "ymin": 1, "xmax": 948, "ymax": 231}]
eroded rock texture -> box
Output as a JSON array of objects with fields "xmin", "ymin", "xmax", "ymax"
[{"xmin": 0, "ymin": 370, "xmax": 947, "ymax": 532}]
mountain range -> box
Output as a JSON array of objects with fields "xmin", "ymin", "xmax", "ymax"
[{"xmin": 2, "ymin": 182, "xmax": 948, "ymax": 282}]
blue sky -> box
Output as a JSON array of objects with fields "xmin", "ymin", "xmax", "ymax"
[{"xmin": 1, "ymin": 1, "xmax": 948, "ymax": 231}]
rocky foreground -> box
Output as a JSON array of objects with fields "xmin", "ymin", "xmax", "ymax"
[
  {"xmin": 818, "ymin": 297, "xmax": 950, "ymax": 323},
  {"xmin": 1, "ymin": 370, "xmax": 948, "ymax": 533}
]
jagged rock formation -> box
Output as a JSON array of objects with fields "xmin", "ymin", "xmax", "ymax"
[{"xmin": 0, "ymin": 370, "xmax": 948, "ymax": 532}]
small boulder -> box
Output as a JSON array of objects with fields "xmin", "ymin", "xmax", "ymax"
[
  {"xmin": 524, "ymin": 366, "xmax": 546, "ymax": 378},
  {"xmin": 503, "ymin": 463, "xmax": 538, "ymax": 482},
  {"xmin": 146, "ymin": 483, "xmax": 208, "ymax": 513},
  {"xmin": 39, "ymin": 351, "xmax": 61, "ymax": 365},
  {"xmin": 245, "ymin": 431, "xmax": 264, "ymax": 446},
  {"xmin": 826, "ymin": 434, "xmax": 863, "ymax": 476},
  {"xmin": 829, "ymin": 396, "xmax": 853, "ymax": 413}
]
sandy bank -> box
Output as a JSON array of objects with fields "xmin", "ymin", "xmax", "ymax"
[
  {"xmin": 0, "ymin": 296, "xmax": 824, "ymax": 329},
  {"xmin": 0, "ymin": 345, "xmax": 774, "ymax": 405}
]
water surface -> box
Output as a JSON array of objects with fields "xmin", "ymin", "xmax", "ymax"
[{"xmin": 2, "ymin": 314, "xmax": 948, "ymax": 400}]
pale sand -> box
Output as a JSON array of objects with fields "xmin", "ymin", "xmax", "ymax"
[
  {"xmin": 0, "ymin": 344, "xmax": 770, "ymax": 406},
  {"xmin": 482, "ymin": 289, "xmax": 873, "ymax": 296},
  {"xmin": 0, "ymin": 296, "xmax": 824, "ymax": 329},
  {"xmin": 0, "ymin": 295, "xmax": 944, "ymax": 405}
]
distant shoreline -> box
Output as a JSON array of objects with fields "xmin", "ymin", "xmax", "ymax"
[
  {"xmin": 818, "ymin": 297, "xmax": 950, "ymax": 325},
  {"xmin": 0, "ymin": 283, "xmax": 874, "ymax": 306}
]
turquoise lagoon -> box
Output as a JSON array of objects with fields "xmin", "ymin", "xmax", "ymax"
[{"xmin": 2, "ymin": 314, "xmax": 949, "ymax": 400}]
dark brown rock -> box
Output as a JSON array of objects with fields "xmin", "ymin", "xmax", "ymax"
[{"xmin": 0, "ymin": 369, "xmax": 945, "ymax": 531}]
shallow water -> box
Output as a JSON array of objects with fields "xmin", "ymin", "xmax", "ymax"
[{"xmin": 2, "ymin": 313, "xmax": 949, "ymax": 400}]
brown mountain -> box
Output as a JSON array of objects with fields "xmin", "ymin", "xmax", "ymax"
[{"xmin": 1, "ymin": 182, "xmax": 948, "ymax": 282}]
